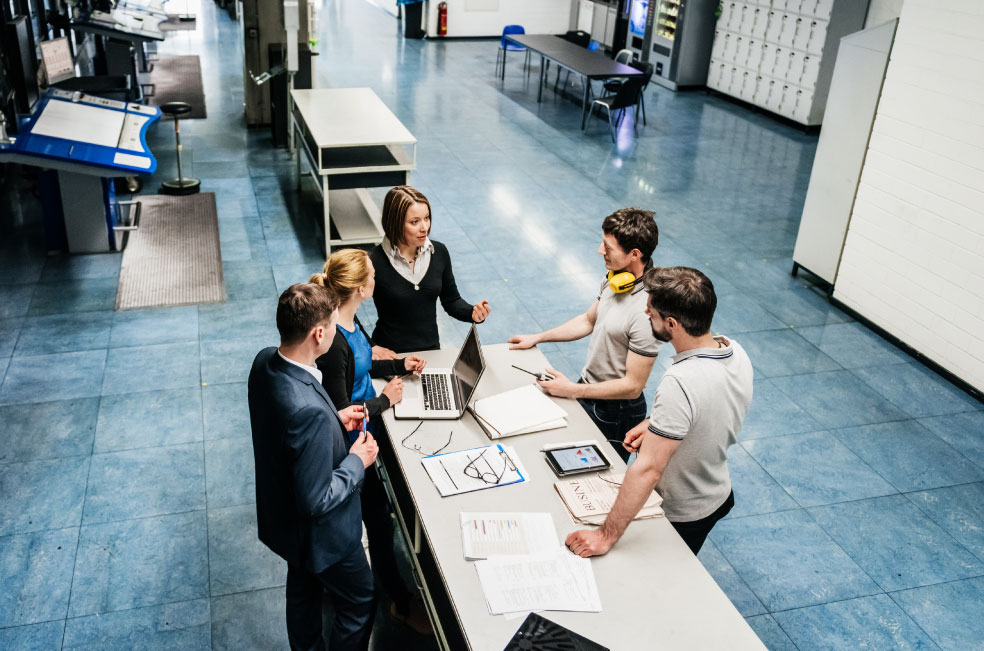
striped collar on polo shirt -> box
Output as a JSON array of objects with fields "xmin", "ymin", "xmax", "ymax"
[{"xmin": 671, "ymin": 337, "xmax": 734, "ymax": 364}]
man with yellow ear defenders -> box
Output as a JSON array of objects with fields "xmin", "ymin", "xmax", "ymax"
[{"xmin": 509, "ymin": 208, "xmax": 662, "ymax": 463}]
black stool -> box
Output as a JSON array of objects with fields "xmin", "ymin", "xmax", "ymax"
[{"xmin": 159, "ymin": 101, "xmax": 200, "ymax": 195}]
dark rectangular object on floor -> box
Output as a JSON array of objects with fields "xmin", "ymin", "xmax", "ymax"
[
  {"xmin": 140, "ymin": 55, "xmax": 207, "ymax": 119},
  {"xmin": 116, "ymin": 193, "xmax": 224, "ymax": 310}
]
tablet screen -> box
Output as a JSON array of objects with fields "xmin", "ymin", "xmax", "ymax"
[{"xmin": 548, "ymin": 445, "xmax": 608, "ymax": 472}]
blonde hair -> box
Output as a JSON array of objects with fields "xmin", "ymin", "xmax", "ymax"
[{"xmin": 308, "ymin": 249, "xmax": 371, "ymax": 304}]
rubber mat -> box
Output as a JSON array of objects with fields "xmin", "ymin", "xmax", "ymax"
[
  {"xmin": 141, "ymin": 55, "xmax": 207, "ymax": 119},
  {"xmin": 159, "ymin": 15, "xmax": 197, "ymax": 32},
  {"xmin": 116, "ymin": 193, "xmax": 224, "ymax": 310}
]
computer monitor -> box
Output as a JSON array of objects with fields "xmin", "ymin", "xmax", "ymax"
[{"xmin": 41, "ymin": 38, "xmax": 75, "ymax": 85}]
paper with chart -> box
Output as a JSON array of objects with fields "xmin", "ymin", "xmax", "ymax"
[
  {"xmin": 460, "ymin": 512, "xmax": 560, "ymax": 560},
  {"xmin": 474, "ymin": 551, "xmax": 602, "ymax": 615},
  {"xmin": 421, "ymin": 444, "xmax": 527, "ymax": 497},
  {"xmin": 554, "ymin": 473, "xmax": 664, "ymax": 525},
  {"xmin": 470, "ymin": 384, "xmax": 568, "ymax": 437}
]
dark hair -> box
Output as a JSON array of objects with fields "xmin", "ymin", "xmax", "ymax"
[
  {"xmin": 381, "ymin": 185, "xmax": 431, "ymax": 247},
  {"xmin": 602, "ymin": 208, "xmax": 659, "ymax": 263},
  {"xmin": 276, "ymin": 283, "xmax": 340, "ymax": 346},
  {"xmin": 642, "ymin": 266, "xmax": 716, "ymax": 337}
]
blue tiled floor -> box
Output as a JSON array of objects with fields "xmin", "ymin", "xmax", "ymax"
[{"xmin": 0, "ymin": 0, "xmax": 981, "ymax": 649}]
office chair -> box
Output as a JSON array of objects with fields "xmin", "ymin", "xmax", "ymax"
[
  {"xmin": 602, "ymin": 48, "xmax": 637, "ymax": 96},
  {"xmin": 589, "ymin": 76, "xmax": 645, "ymax": 142},
  {"xmin": 495, "ymin": 25, "xmax": 531, "ymax": 78}
]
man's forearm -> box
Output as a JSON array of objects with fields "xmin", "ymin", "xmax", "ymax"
[
  {"xmin": 599, "ymin": 460, "xmax": 662, "ymax": 543},
  {"xmin": 537, "ymin": 314, "xmax": 594, "ymax": 344},
  {"xmin": 572, "ymin": 376, "xmax": 645, "ymax": 400}
]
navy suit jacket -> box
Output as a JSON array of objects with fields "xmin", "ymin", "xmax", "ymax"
[{"xmin": 248, "ymin": 347, "xmax": 366, "ymax": 573}]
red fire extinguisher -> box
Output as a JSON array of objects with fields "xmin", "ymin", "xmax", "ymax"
[{"xmin": 438, "ymin": 2, "xmax": 448, "ymax": 36}]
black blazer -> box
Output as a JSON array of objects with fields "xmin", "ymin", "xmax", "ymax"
[
  {"xmin": 248, "ymin": 347, "xmax": 365, "ymax": 573},
  {"xmin": 316, "ymin": 317, "xmax": 404, "ymax": 419}
]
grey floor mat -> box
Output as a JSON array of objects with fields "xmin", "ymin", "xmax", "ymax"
[
  {"xmin": 116, "ymin": 193, "xmax": 224, "ymax": 310},
  {"xmin": 141, "ymin": 55, "xmax": 207, "ymax": 119}
]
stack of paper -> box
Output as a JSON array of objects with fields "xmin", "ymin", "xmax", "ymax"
[
  {"xmin": 474, "ymin": 551, "xmax": 602, "ymax": 615},
  {"xmin": 554, "ymin": 473, "xmax": 664, "ymax": 525},
  {"xmin": 470, "ymin": 385, "xmax": 568, "ymax": 438},
  {"xmin": 421, "ymin": 444, "xmax": 528, "ymax": 497},
  {"xmin": 460, "ymin": 512, "xmax": 560, "ymax": 560}
]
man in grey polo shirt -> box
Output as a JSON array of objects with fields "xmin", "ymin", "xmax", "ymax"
[
  {"xmin": 509, "ymin": 208, "xmax": 661, "ymax": 463},
  {"xmin": 566, "ymin": 266, "xmax": 753, "ymax": 556}
]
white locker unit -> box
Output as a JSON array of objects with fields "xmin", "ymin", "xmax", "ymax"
[{"xmin": 705, "ymin": 0, "xmax": 868, "ymax": 125}]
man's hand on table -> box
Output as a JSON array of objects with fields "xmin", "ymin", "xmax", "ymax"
[
  {"xmin": 566, "ymin": 529, "xmax": 616, "ymax": 558},
  {"xmin": 537, "ymin": 368, "xmax": 579, "ymax": 398}
]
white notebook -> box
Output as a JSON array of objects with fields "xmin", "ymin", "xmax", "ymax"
[{"xmin": 470, "ymin": 385, "xmax": 568, "ymax": 438}]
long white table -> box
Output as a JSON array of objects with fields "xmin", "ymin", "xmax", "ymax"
[
  {"xmin": 290, "ymin": 88, "xmax": 416, "ymax": 253},
  {"xmin": 375, "ymin": 343, "xmax": 765, "ymax": 650}
]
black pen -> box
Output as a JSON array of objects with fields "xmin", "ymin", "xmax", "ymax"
[{"xmin": 511, "ymin": 365, "xmax": 539, "ymax": 377}]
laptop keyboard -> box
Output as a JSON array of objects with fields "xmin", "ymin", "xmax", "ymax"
[{"xmin": 421, "ymin": 374, "xmax": 453, "ymax": 411}]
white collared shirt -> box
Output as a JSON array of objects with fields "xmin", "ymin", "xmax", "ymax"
[
  {"xmin": 382, "ymin": 236, "xmax": 434, "ymax": 288},
  {"xmin": 278, "ymin": 350, "xmax": 323, "ymax": 384}
]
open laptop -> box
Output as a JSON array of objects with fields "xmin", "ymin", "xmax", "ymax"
[{"xmin": 394, "ymin": 325, "xmax": 486, "ymax": 420}]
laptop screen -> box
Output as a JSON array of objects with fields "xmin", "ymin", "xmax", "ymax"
[{"xmin": 452, "ymin": 325, "xmax": 485, "ymax": 412}]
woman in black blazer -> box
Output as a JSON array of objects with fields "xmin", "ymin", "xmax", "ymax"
[
  {"xmin": 369, "ymin": 185, "xmax": 491, "ymax": 354},
  {"xmin": 311, "ymin": 250, "xmax": 431, "ymax": 634}
]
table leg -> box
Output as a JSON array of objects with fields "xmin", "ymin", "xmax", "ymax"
[
  {"xmin": 295, "ymin": 124, "xmax": 302, "ymax": 191},
  {"xmin": 323, "ymin": 174, "xmax": 331, "ymax": 255},
  {"xmin": 581, "ymin": 78, "xmax": 590, "ymax": 130},
  {"xmin": 501, "ymin": 45, "xmax": 507, "ymax": 81},
  {"xmin": 537, "ymin": 55, "xmax": 545, "ymax": 103}
]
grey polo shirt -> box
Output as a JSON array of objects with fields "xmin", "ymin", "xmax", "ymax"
[
  {"xmin": 580, "ymin": 281, "xmax": 661, "ymax": 386},
  {"xmin": 648, "ymin": 337, "xmax": 753, "ymax": 522}
]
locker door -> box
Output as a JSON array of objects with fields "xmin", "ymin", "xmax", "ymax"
[
  {"xmin": 801, "ymin": 54, "xmax": 820, "ymax": 89},
  {"xmin": 778, "ymin": 14, "xmax": 797, "ymax": 48},
  {"xmin": 807, "ymin": 20, "xmax": 827, "ymax": 55},
  {"xmin": 735, "ymin": 36, "xmax": 750, "ymax": 67},
  {"xmin": 712, "ymin": 31, "xmax": 727, "ymax": 61},
  {"xmin": 765, "ymin": 11, "xmax": 783, "ymax": 43},
  {"xmin": 786, "ymin": 51, "xmax": 802, "ymax": 85},
  {"xmin": 747, "ymin": 40, "xmax": 763, "ymax": 70},
  {"xmin": 751, "ymin": 7, "xmax": 768, "ymax": 39},
  {"xmin": 707, "ymin": 59, "xmax": 724, "ymax": 89},
  {"xmin": 771, "ymin": 47, "xmax": 788, "ymax": 79},
  {"xmin": 723, "ymin": 32, "xmax": 738, "ymax": 63},
  {"xmin": 753, "ymin": 75, "xmax": 770, "ymax": 106},
  {"xmin": 760, "ymin": 43, "xmax": 776, "ymax": 76},
  {"xmin": 814, "ymin": 0, "xmax": 834, "ymax": 20}
]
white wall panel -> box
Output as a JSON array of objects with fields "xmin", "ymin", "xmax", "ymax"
[{"xmin": 834, "ymin": 0, "xmax": 984, "ymax": 392}]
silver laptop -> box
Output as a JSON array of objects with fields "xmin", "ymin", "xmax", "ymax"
[{"xmin": 394, "ymin": 325, "xmax": 486, "ymax": 420}]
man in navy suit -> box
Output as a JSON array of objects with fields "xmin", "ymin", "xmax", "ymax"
[{"xmin": 249, "ymin": 283, "xmax": 380, "ymax": 651}]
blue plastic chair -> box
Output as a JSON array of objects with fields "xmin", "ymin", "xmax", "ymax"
[
  {"xmin": 495, "ymin": 25, "xmax": 531, "ymax": 79},
  {"xmin": 587, "ymin": 40, "xmax": 601, "ymax": 51}
]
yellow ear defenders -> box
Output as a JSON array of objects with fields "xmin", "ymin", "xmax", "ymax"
[{"xmin": 607, "ymin": 270, "xmax": 637, "ymax": 293}]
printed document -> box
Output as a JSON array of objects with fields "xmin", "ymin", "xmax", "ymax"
[
  {"xmin": 555, "ymin": 473, "xmax": 664, "ymax": 525},
  {"xmin": 422, "ymin": 445, "xmax": 526, "ymax": 497},
  {"xmin": 460, "ymin": 512, "xmax": 560, "ymax": 560},
  {"xmin": 474, "ymin": 551, "xmax": 602, "ymax": 615}
]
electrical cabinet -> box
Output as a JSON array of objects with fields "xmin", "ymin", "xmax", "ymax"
[{"xmin": 706, "ymin": 0, "xmax": 868, "ymax": 125}]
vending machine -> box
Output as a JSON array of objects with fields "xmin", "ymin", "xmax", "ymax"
[
  {"xmin": 649, "ymin": 0, "xmax": 717, "ymax": 90},
  {"xmin": 626, "ymin": 0, "xmax": 656, "ymax": 61}
]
